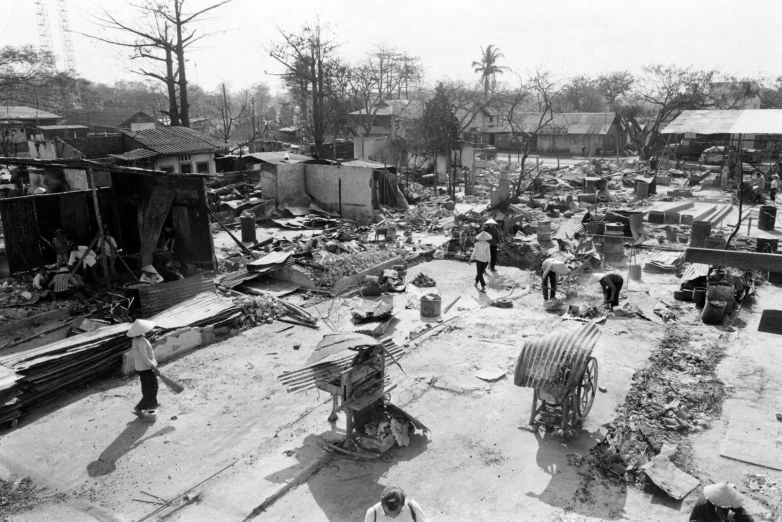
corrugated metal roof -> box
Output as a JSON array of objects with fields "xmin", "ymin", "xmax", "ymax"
[
  {"xmin": 109, "ymin": 148, "xmax": 159, "ymax": 161},
  {"xmin": 662, "ymin": 109, "xmax": 782, "ymax": 135},
  {"xmin": 150, "ymin": 291, "xmax": 237, "ymax": 329},
  {"xmin": 36, "ymin": 125, "xmax": 88, "ymax": 130},
  {"xmin": 138, "ymin": 273, "xmax": 216, "ymax": 318},
  {"xmin": 504, "ymin": 112, "xmax": 616, "ymax": 135},
  {"xmin": 0, "ymin": 106, "xmax": 62, "ymax": 120},
  {"xmin": 243, "ymin": 152, "xmax": 311, "ymax": 164},
  {"xmin": 123, "ymin": 127, "xmax": 227, "ymax": 155},
  {"xmin": 341, "ymin": 159, "xmax": 393, "ymax": 169}
]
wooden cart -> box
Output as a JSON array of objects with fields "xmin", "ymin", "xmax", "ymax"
[{"xmin": 513, "ymin": 322, "xmax": 600, "ymax": 436}]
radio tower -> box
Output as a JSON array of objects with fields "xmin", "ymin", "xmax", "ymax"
[
  {"xmin": 56, "ymin": 0, "xmax": 77, "ymax": 72},
  {"xmin": 33, "ymin": 0, "xmax": 54, "ymax": 58}
]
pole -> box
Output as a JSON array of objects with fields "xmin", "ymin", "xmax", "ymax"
[
  {"xmin": 251, "ymin": 98, "xmax": 257, "ymax": 139},
  {"xmin": 725, "ymin": 134, "xmax": 744, "ymax": 250},
  {"xmin": 87, "ymin": 168, "xmax": 110, "ymax": 288},
  {"xmin": 206, "ymin": 208, "xmax": 259, "ymax": 259}
]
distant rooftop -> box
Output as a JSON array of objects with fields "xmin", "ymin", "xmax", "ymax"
[
  {"xmin": 123, "ymin": 127, "xmax": 227, "ymax": 155},
  {"xmin": 0, "ymin": 106, "xmax": 62, "ymax": 121}
]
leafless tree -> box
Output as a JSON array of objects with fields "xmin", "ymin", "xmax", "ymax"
[{"xmin": 209, "ymin": 83, "xmax": 247, "ymax": 144}]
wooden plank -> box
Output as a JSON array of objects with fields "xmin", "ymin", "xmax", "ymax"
[
  {"xmin": 720, "ymin": 407, "xmax": 782, "ymax": 471},
  {"xmin": 684, "ymin": 248, "xmax": 782, "ymax": 271},
  {"xmin": 138, "ymin": 185, "xmax": 176, "ymax": 267},
  {"xmin": 693, "ymin": 205, "xmax": 718, "ymax": 222}
]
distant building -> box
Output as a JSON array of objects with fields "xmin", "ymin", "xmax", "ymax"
[
  {"xmin": 349, "ymin": 100, "xmax": 424, "ymax": 138},
  {"xmin": 69, "ymin": 109, "xmax": 159, "ymax": 133},
  {"xmin": 0, "ymin": 106, "xmax": 63, "ymax": 156},
  {"xmin": 114, "ymin": 127, "xmax": 228, "ymax": 173}
]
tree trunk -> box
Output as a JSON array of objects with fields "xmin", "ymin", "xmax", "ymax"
[
  {"xmin": 174, "ymin": 2, "xmax": 190, "ymax": 127},
  {"xmin": 165, "ymin": 46, "xmax": 181, "ymax": 126}
]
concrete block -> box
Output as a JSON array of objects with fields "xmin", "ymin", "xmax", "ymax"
[
  {"xmin": 202, "ymin": 325, "xmax": 215, "ymax": 345},
  {"xmin": 122, "ymin": 327, "xmax": 205, "ymax": 375}
]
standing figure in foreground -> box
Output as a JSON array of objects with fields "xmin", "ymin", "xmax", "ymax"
[
  {"xmin": 128, "ymin": 319, "xmax": 160, "ymax": 417},
  {"xmin": 484, "ymin": 218, "xmax": 501, "ymax": 272},
  {"xmin": 598, "ymin": 273, "xmax": 624, "ymax": 309},
  {"xmin": 689, "ymin": 482, "xmax": 754, "ymax": 522},
  {"xmin": 541, "ymin": 258, "xmax": 569, "ymax": 301},
  {"xmin": 470, "ymin": 231, "xmax": 492, "ymax": 293},
  {"xmin": 365, "ymin": 486, "xmax": 426, "ymax": 522}
]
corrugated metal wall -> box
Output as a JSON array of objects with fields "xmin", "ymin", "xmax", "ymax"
[{"xmin": 0, "ymin": 189, "xmax": 116, "ymax": 274}]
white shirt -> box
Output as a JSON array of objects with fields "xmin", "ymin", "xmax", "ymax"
[
  {"xmin": 364, "ymin": 500, "xmax": 426, "ymax": 522},
  {"xmin": 98, "ymin": 235, "xmax": 117, "ymax": 256},
  {"xmin": 542, "ymin": 258, "xmax": 569, "ymax": 278},
  {"xmin": 772, "ymin": 178, "xmax": 779, "ymax": 189},
  {"xmin": 68, "ymin": 247, "xmax": 97, "ymax": 267},
  {"xmin": 131, "ymin": 336, "xmax": 157, "ymax": 371},
  {"xmin": 470, "ymin": 241, "xmax": 491, "ymax": 263}
]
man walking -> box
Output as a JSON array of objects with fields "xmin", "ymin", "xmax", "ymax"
[
  {"xmin": 365, "ymin": 486, "xmax": 426, "ymax": 522},
  {"xmin": 484, "ymin": 218, "xmax": 501, "ymax": 271},
  {"xmin": 470, "ymin": 231, "xmax": 492, "ymax": 293},
  {"xmin": 770, "ymin": 173, "xmax": 779, "ymax": 202},
  {"xmin": 598, "ymin": 273, "xmax": 624, "ymax": 309},
  {"xmin": 541, "ymin": 258, "xmax": 569, "ymax": 301}
]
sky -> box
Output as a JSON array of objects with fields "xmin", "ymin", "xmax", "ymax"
[{"xmin": 2, "ymin": 0, "xmax": 781, "ymax": 95}]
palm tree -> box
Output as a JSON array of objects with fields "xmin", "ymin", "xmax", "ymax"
[{"xmin": 472, "ymin": 45, "xmax": 510, "ymax": 95}]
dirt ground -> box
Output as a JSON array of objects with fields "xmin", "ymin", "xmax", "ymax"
[{"xmin": 0, "ymin": 257, "xmax": 779, "ymax": 521}]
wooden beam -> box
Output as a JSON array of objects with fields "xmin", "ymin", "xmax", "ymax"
[
  {"xmin": 684, "ymin": 248, "xmax": 782, "ymax": 271},
  {"xmin": 693, "ymin": 205, "xmax": 718, "ymax": 222}
]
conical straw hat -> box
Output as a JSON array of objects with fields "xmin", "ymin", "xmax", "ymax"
[
  {"xmin": 704, "ymin": 482, "xmax": 744, "ymax": 509},
  {"xmin": 127, "ymin": 319, "xmax": 155, "ymax": 338},
  {"xmin": 475, "ymin": 231, "xmax": 492, "ymax": 241}
]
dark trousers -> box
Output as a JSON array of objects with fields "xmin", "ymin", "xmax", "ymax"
[
  {"xmin": 771, "ymin": 189, "xmax": 777, "ymax": 201},
  {"xmin": 136, "ymin": 370, "xmax": 158, "ymax": 411},
  {"xmin": 475, "ymin": 261, "xmax": 488, "ymax": 287},
  {"xmin": 603, "ymin": 279, "xmax": 624, "ymax": 307},
  {"xmin": 542, "ymin": 272, "xmax": 557, "ymax": 300},
  {"xmin": 489, "ymin": 245, "xmax": 498, "ymax": 270}
]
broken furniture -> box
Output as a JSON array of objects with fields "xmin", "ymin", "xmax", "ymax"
[
  {"xmin": 513, "ymin": 322, "xmax": 601, "ymax": 437},
  {"xmin": 277, "ymin": 334, "xmax": 408, "ymax": 451}
]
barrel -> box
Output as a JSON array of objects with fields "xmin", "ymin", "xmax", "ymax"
[
  {"xmin": 629, "ymin": 265, "xmax": 642, "ymax": 281},
  {"xmin": 537, "ymin": 220, "xmax": 552, "ymax": 242},
  {"xmin": 635, "ymin": 180, "xmax": 649, "ymax": 199},
  {"xmin": 690, "ymin": 221, "xmax": 712, "ymax": 248},
  {"xmin": 603, "ymin": 222, "xmax": 625, "ymax": 262},
  {"xmin": 693, "ymin": 287, "xmax": 707, "ymax": 307},
  {"xmin": 666, "ymin": 228, "xmax": 678, "ymax": 243},
  {"xmin": 701, "ymin": 299, "xmax": 727, "ymax": 324},
  {"xmin": 756, "ymin": 237, "xmax": 779, "ymax": 253},
  {"xmin": 664, "ymin": 212, "xmax": 680, "ymax": 225},
  {"xmin": 681, "ymin": 214, "xmax": 694, "ymax": 226},
  {"xmin": 596, "ymin": 190, "xmax": 611, "ymax": 203},
  {"xmin": 578, "ymin": 193, "xmax": 597, "ymax": 203},
  {"xmin": 240, "ymin": 215, "xmax": 256, "ymax": 243},
  {"xmin": 759, "ymin": 205, "xmax": 777, "ymax": 231},
  {"xmin": 648, "ymin": 211, "xmax": 665, "ymax": 224},
  {"xmin": 420, "ymin": 294, "xmax": 442, "ymax": 317}
]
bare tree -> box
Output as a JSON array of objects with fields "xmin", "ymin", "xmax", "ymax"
[
  {"xmin": 209, "ymin": 83, "xmax": 247, "ymax": 144},
  {"xmin": 597, "ymin": 71, "xmax": 635, "ymax": 111},
  {"xmin": 86, "ymin": 0, "xmax": 230, "ymax": 127},
  {"xmin": 498, "ymin": 71, "xmax": 559, "ymax": 197}
]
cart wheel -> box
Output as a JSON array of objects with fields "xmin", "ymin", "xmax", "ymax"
[{"xmin": 576, "ymin": 357, "xmax": 598, "ymax": 418}]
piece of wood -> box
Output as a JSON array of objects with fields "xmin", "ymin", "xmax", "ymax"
[
  {"xmin": 442, "ymin": 296, "xmax": 461, "ymax": 314},
  {"xmin": 693, "ymin": 205, "xmax": 718, "ymax": 222},
  {"xmin": 207, "ymin": 208, "xmax": 259, "ymax": 259},
  {"xmin": 684, "ymin": 248, "xmax": 782, "ymax": 271},
  {"xmin": 138, "ymin": 186, "xmax": 176, "ymax": 267},
  {"xmin": 88, "ymin": 168, "xmax": 110, "ymax": 288},
  {"xmin": 720, "ymin": 408, "xmax": 782, "ymax": 471}
]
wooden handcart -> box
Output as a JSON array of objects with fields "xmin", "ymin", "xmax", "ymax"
[{"xmin": 513, "ymin": 322, "xmax": 601, "ymax": 437}]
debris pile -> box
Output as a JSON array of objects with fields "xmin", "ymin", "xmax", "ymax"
[
  {"xmin": 410, "ymin": 273, "xmax": 436, "ymax": 288},
  {"xmin": 588, "ymin": 326, "xmax": 726, "ymax": 493}
]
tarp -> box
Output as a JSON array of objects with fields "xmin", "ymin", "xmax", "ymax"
[{"xmin": 662, "ymin": 109, "xmax": 782, "ymax": 135}]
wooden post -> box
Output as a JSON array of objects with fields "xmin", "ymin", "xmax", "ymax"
[
  {"xmin": 338, "ymin": 178, "xmax": 342, "ymax": 217},
  {"xmin": 206, "ymin": 208, "xmax": 259, "ymax": 259},
  {"xmin": 87, "ymin": 168, "xmax": 111, "ymax": 288}
]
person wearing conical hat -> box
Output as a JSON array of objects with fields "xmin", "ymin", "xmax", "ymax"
[
  {"xmin": 483, "ymin": 218, "xmax": 501, "ymax": 272},
  {"xmin": 470, "ymin": 231, "xmax": 492, "ymax": 293},
  {"xmin": 127, "ymin": 319, "xmax": 160, "ymax": 417},
  {"xmin": 689, "ymin": 482, "xmax": 754, "ymax": 522},
  {"xmin": 139, "ymin": 265, "xmax": 164, "ymax": 285}
]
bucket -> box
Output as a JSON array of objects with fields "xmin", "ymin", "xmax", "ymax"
[
  {"xmin": 756, "ymin": 237, "xmax": 779, "ymax": 253},
  {"xmin": 635, "ymin": 180, "xmax": 649, "ymax": 199},
  {"xmin": 690, "ymin": 221, "xmax": 712, "ymax": 248},
  {"xmin": 420, "ymin": 294, "xmax": 442, "ymax": 317},
  {"xmin": 704, "ymin": 236, "xmax": 726, "ymax": 249},
  {"xmin": 680, "ymin": 289, "xmax": 694, "ymax": 301},
  {"xmin": 596, "ymin": 190, "xmax": 611, "ymax": 203},
  {"xmin": 386, "ymin": 226, "xmax": 397, "ymax": 242},
  {"xmin": 701, "ymin": 299, "xmax": 727, "ymax": 324},
  {"xmin": 240, "ymin": 215, "xmax": 256, "ymax": 243},
  {"xmin": 629, "ymin": 265, "xmax": 642, "ymax": 281},
  {"xmin": 537, "ymin": 220, "xmax": 552, "ymax": 242},
  {"xmin": 666, "ymin": 228, "xmax": 678, "ymax": 243},
  {"xmin": 707, "ymin": 282, "xmax": 734, "ymax": 314},
  {"xmin": 759, "ymin": 205, "xmax": 777, "ymax": 231},
  {"xmin": 693, "ymin": 287, "xmax": 707, "ymax": 307}
]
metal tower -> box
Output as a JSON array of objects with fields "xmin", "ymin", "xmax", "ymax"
[
  {"xmin": 56, "ymin": 0, "xmax": 77, "ymax": 72},
  {"xmin": 33, "ymin": 0, "xmax": 54, "ymax": 57}
]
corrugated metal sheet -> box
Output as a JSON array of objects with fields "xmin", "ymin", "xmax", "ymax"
[
  {"xmin": 138, "ymin": 273, "xmax": 216, "ymax": 318},
  {"xmin": 553, "ymin": 219, "xmax": 585, "ymax": 241},
  {"xmin": 109, "ymin": 148, "xmax": 159, "ymax": 161},
  {"xmin": 0, "ymin": 196, "xmax": 43, "ymax": 272},
  {"xmin": 243, "ymin": 152, "xmax": 311, "ymax": 165},
  {"xmin": 59, "ymin": 191, "xmax": 92, "ymax": 243},
  {"xmin": 681, "ymin": 263, "xmax": 710, "ymax": 282},
  {"xmin": 150, "ymin": 290, "xmax": 237, "ymax": 329},
  {"xmin": 502, "ymin": 112, "xmax": 616, "ymax": 135},
  {"xmin": 662, "ymin": 109, "xmax": 782, "ymax": 135},
  {"xmin": 513, "ymin": 322, "xmax": 601, "ymax": 399}
]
